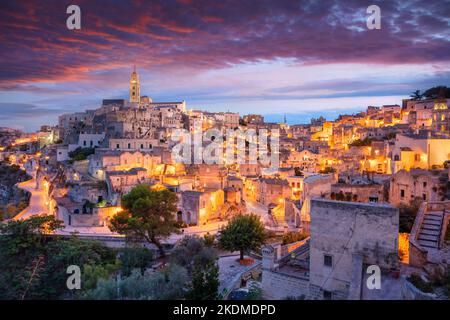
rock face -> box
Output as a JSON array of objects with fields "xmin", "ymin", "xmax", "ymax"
[{"xmin": 0, "ymin": 163, "xmax": 31, "ymax": 219}]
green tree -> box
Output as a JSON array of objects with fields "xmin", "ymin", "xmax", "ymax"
[
  {"xmin": 84, "ymin": 264, "xmax": 188, "ymax": 300},
  {"xmin": 423, "ymin": 86, "xmax": 450, "ymax": 99},
  {"xmin": 68, "ymin": 147, "xmax": 95, "ymax": 161},
  {"xmin": 118, "ymin": 246, "xmax": 153, "ymax": 277},
  {"xmin": 399, "ymin": 197, "xmax": 422, "ymax": 233},
  {"xmin": 218, "ymin": 214, "xmax": 265, "ymax": 261},
  {"xmin": 171, "ymin": 235, "xmax": 217, "ymax": 273},
  {"xmin": 282, "ymin": 231, "xmax": 308, "ymax": 245},
  {"xmin": 0, "ymin": 215, "xmax": 117, "ymax": 299},
  {"xmin": 187, "ymin": 261, "xmax": 219, "ymax": 300},
  {"xmin": 410, "ymin": 89, "xmax": 423, "ymax": 100},
  {"xmin": 294, "ymin": 167, "xmax": 304, "ymax": 177},
  {"xmin": 110, "ymin": 185, "xmax": 180, "ymax": 257},
  {"xmin": 171, "ymin": 235, "xmax": 219, "ymax": 300}
]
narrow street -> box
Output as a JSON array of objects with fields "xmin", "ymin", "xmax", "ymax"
[
  {"xmin": 243, "ymin": 196, "xmax": 269, "ymax": 224},
  {"xmin": 13, "ymin": 170, "xmax": 49, "ymax": 221}
]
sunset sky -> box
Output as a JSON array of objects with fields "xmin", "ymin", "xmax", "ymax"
[{"xmin": 0, "ymin": 0, "xmax": 449, "ymax": 131}]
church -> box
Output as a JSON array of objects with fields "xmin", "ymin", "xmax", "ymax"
[{"xmin": 128, "ymin": 66, "xmax": 186, "ymax": 113}]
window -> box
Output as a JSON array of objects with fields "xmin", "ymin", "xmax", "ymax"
[
  {"xmin": 324, "ymin": 254, "xmax": 332, "ymax": 267},
  {"xmin": 423, "ymin": 193, "xmax": 427, "ymax": 201},
  {"xmin": 323, "ymin": 290, "xmax": 332, "ymax": 300},
  {"xmin": 83, "ymin": 140, "xmax": 86, "ymax": 146},
  {"xmin": 128, "ymin": 143, "xmax": 131, "ymax": 149},
  {"xmin": 400, "ymin": 189, "xmax": 405, "ymax": 198},
  {"xmin": 116, "ymin": 144, "xmax": 120, "ymax": 149},
  {"xmin": 414, "ymin": 154, "xmax": 420, "ymax": 162},
  {"xmin": 423, "ymin": 182, "xmax": 427, "ymax": 188},
  {"xmin": 369, "ymin": 196, "xmax": 378, "ymax": 203},
  {"xmin": 141, "ymin": 144, "xmax": 144, "ymax": 149}
]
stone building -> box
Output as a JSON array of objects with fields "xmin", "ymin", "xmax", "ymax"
[
  {"xmin": 253, "ymin": 178, "xmax": 291, "ymax": 206},
  {"xmin": 243, "ymin": 114, "xmax": 264, "ymax": 125},
  {"xmin": 262, "ymin": 200, "xmax": 400, "ymax": 300},
  {"xmin": 331, "ymin": 181, "xmax": 386, "ymax": 203},
  {"xmin": 106, "ymin": 167, "xmax": 147, "ymax": 196},
  {"xmin": 389, "ymin": 169, "xmax": 444, "ymax": 206},
  {"xmin": 391, "ymin": 132, "xmax": 450, "ymax": 173},
  {"xmin": 178, "ymin": 189, "xmax": 224, "ymax": 225},
  {"xmin": 431, "ymin": 98, "xmax": 450, "ymax": 136},
  {"xmin": 88, "ymin": 150, "xmax": 161, "ymax": 180}
]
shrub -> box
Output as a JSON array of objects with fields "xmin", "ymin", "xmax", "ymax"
[
  {"xmin": 407, "ymin": 274, "xmax": 433, "ymax": 293},
  {"xmin": 282, "ymin": 231, "xmax": 308, "ymax": 245}
]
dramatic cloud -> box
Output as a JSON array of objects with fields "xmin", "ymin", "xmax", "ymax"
[{"xmin": 0, "ymin": 0, "xmax": 449, "ymax": 130}]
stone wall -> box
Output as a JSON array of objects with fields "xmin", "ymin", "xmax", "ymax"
[
  {"xmin": 262, "ymin": 270, "xmax": 309, "ymax": 300},
  {"xmin": 309, "ymin": 199, "xmax": 399, "ymax": 299}
]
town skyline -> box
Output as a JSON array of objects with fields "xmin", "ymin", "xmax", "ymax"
[{"xmin": 1, "ymin": 0, "xmax": 450, "ymax": 304}]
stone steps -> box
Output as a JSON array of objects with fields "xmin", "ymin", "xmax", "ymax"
[
  {"xmin": 417, "ymin": 212, "xmax": 443, "ymax": 250},
  {"xmin": 419, "ymin": 229, "xmax": 440, "ymax": 236},
  {"xmin": 418, "ymin": 234, "xmax": 439, "ymax": 242},
  {"xmin": 418, "ymin": 239, "xmax": 439, "ymax": 249},
  {"xmin": 423, "ymin": 219, "xmax": 441, "ymax": 226},
  {"xmin": 421, "ymin": 224, "xmax": 441, "ymax": 231}
]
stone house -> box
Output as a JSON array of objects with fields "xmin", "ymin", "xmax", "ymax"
[
  {"xmin": 253, "ymin": 178, "xmax": 291, "ymax": 206},
  {"xmin": 178, "ymin": 189, "xmax": 225, "ymax": 225},
  {"xmin": 262, "ymin": 200, "xmax": 400, "ymax": 300},
  {"xmin": 389, "ymin": 169, "xmax": 444, "ymax": 206},
  {"xmin": 105, "ymin": 167, "xmax": 147, "ymax": 196}
]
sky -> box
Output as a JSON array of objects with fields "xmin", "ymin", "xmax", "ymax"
[{"xmin": 0, "ymin": 0, "xmax": 449, "ymax": 131}]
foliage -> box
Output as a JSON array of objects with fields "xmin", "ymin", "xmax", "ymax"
[
  {"xmin": 282, "ymin": 231, "xmax": 308, "ymax": 245},
  {"xmin": 349, "ymin": 137, "xmax": 373, "ymax": 147},
  {"xmin": 218, "ymin": 214, "xmax": 265, "ymax": 260},
  {"xmin": 203, "ymin": 232, "xmax": 216, "ymax": 247},
  {"xmin": 171, "ymin": 235, "xmax": 217, "ymax": 273},
  {"xmin": 445, "ymin": 222, "xmax": 450, "ymax": 242},
  {"xmin": 410, "ymin": 89, "xmax": 423, "ymax": 101},
  {"xmin": 0, "ymin": 163, "xmax": 32, "ymax": 220},
  {"xmin": 423, "ymin": 86, "xmax": 450, "ymax": 99},
  {"xmin": 171, "ymin": 235, "xmax": 219, "ymax": 300},
  {"xmin": 118, "ymin": 246, "xmax": 153, "ymax": 277},
  {"xmin": 186, "ymin": 261, "xmax": 219, "ymax": 300},
  {"xmin": 407, "ymin": 274, "xmax": 434, "ymax": 293},
  {"xmin": 385, "ymin": 132, "xmax": 396, "ymax": 140},
  {"xmin": 398, "ymin": 198, "xmax": 422, "ymax": 233},
  {"xmin": 330, "ymin": 191, "xmax": 357, "ymax": 202},
  {"xmin": 0, "ymin": 215, "xmax": 117, "ymax": 299},
  {"xmin": 68, "ymin": 147, "xmax": 95, "ymax": 161},
  {"xmin": 110, "ymin": 184, "xmax": 180, "ymax": 257},
  {"xmin": 96, "ymin": 199, "xmax": 107, "ymax": 207},
  {"xmin": 246, "ymin": 286, "xmax": 263, "ymax": 300},
  {"xmin": 84, "ymin": 265, "xmax": 188, "ymax": 300},
  {"xmin": 294, "ymin": 167, "xmax": 304, "ymax": 177}
]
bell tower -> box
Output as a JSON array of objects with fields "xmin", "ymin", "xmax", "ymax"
[{"xmin": 129, "ymin": 65, "xmax": 140, "ymax": 103}]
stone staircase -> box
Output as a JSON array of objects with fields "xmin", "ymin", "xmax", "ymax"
[{"xmin": 417, "ymin": 211, "xmax": 444, "ymax": 249}]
